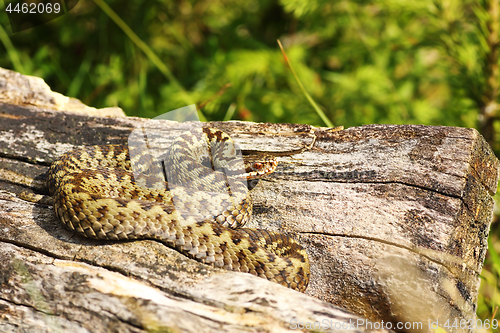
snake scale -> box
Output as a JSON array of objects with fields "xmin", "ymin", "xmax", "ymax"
[{"xmin": 47, "ymin": 127, "xmax": 309, "ymax": 292}]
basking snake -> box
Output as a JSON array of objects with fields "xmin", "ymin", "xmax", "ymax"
[{"xmin": 47, "ymin": 127, "xmax": 309, "ymax": 292}]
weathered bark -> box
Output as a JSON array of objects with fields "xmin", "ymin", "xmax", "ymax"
[
  {"xmin": 0, "ymin": 67, "xmax": 125, "ymax": 117},
  {"xmin": 0, "ymin": 67, "xmax": 498, "ymax": 333}
]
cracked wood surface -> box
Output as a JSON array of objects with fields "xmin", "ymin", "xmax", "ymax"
[
  {"xmin": 0, "ymin": 97, "xmax": 498, "ymax": 333},
  {"xmin": 0, "ymin": 102, "xmax": 389, "ymax": 333}
]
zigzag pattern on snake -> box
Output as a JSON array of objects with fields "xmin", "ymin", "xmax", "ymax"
[{"xmin": 47, "ymin": 127, "xmax": 310, "ymax": 292}]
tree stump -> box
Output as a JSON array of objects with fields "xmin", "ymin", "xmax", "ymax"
[{"xmin": 0, "ymin": 67, "xmax": 498, "ymax": 333}]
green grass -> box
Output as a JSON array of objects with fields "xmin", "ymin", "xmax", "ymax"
[{"xmin": 477, "ymin": 213, "xmax": 500, "ymax": 327}]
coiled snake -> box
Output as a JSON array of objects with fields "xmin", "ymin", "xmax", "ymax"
[{"xmin": 47, "ymin": 127, "xmax": 309, "ymax": 292}]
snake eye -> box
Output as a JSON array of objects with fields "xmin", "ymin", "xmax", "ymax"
[{"xmin": 253, "ymin": 162, "xmax": 263, "ymax": 170}]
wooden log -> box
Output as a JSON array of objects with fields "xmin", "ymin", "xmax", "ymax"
[
  {"xmin": 0, "ymin": 103, "xmax": 388, "ymax": 333},
  {"xmin": 0, "ymin": 67, "xmax": 498, "ymax": 333}
]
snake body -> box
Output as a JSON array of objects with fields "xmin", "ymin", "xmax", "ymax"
[{"xmin": 47, "ymin": 127, "xmax": 309, "ymax": 292}]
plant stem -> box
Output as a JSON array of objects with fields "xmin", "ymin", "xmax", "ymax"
[
  {"xmin": 92, "ymin": 0, "xmax": 204, "ymax": 119},
  {"xmin": 277, "ymin": 39, "xmax": 334, "ymax": 127}
]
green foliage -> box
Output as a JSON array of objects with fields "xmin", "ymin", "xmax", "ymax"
[
  {"xmin": 478, "ymin": 221, "xmax": 500, "ymax": 324},
  {"xmin": 0, "ymin": 0, "xmax": 495, "ymax": 128},
  {"xmin": 1, "ymin": 0, "xmax": 500, "ymax": 322}
]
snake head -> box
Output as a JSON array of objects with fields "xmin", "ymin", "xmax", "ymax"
[{"xmin": 242, "ymin": 154, "xmax": 278, "ymax": 180}]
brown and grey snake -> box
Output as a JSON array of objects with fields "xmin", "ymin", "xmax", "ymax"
[{"xmin": 47, "ymin": 127, "xmax": 309, "ymax": 291}]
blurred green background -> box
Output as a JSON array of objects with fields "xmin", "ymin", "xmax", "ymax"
[{"xmin": 1, "ymin": 0, "xmax": 500, "ymax": 324}]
